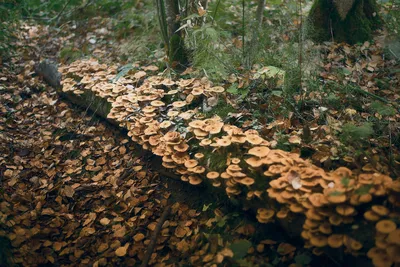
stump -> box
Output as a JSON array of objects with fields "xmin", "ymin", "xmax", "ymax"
[{"xmin": 308, "ymin": 0, "xmax": 382, "ymax": 44}]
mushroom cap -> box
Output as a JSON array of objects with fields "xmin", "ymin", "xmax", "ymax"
[
  {"xmin": 306, "ymin": 209, "xmax": 324, "ymax": 221},
  {"xmin": 246, "ymin": 157, "xmax": 264, "ymax": 168},
  {"xmin": 188, "ymin": 175, "xmax": 203, "ymax": 185},
  {"xmin": 193, "ymin": 128, "xmax": 208, "ymax": 138},
  {"xmin": 309, "ymin": 235, "xmax": 328, "ymax": 247},
  {"xmin": 248, "ymin": 146, "xmax": 270, "ymax": 158},
  {"xmin": 359, "ymin": 193, "xmax": 373, "ymax": 203},
  {"xmin": 194, "ymin": 153, "xmax": 204, "ymax": 159},
  {"xmin": 335, "ymin": 205, "xmax": 355, "ymax": 216},
  {"xmin": 289, "ymin": 203, "xmax": 304, "ymax": 213},
  {"xmin": 206, "ymin": 171, "xmax": 220, "ymax": 179},
  {"xmin": 210, "ymin": 86, "xmax": 225, "ymax": 93},
  {"xmin": 319, "ymin": 223, "xmax": 332, "ymax": 235},
  {"xmin": 376, "ymin": 220, "xmax": 397, "ymax": 234},
  {"xmin": 160, "ymin": 120, "xmax": 172, "ymax": 129},
  {"xmin": 257, "ymin": 208, "xmax": 275, "ymax": 220},
  {"xmin": 329, "ymin": 214, "xmax": 343, "ymax": 226},
  {"xmin": 172, "ymin": 101, "xmax": 186, "ymax": 108},
  {"xmin": 191, "ymin": 87, "xmax": 204, "ymax": 96},
  {"xmin": 173, "ymin": 143, "xmax": 189, "ymax": 152},
  {"xmin": 212, "ymin": 181, "xmax": 221, "ymax": 187},
  {"xmin": 200, "ymin": 139, "xmax": 212, "ymax": 146},
  {"xmin": 226, "ymin": 186, "xmax": 241, "ymax": 195},
  {"xmin": 387, "ymin": 229, "xmax": 400, "ymax": 245},
  {"xmin": 184, "ymin": 159, "xmax": 198, "ymax": 168},
  {"xmin": 326, "ymin": 191, "xmax": 347, "ymax": 204},
  {"xmin": 246, "ymin": 134, "xmax": 264, "ymax": 145},
  {"xmin": 349, "ymin": 239, "xmax": 363, "ymax": 251},
  {"xmin": 308, "ymin": 193, "xmax": 327, "ymax": 207},
  {"xmin": 386, "ymin": 244, "xmax": 400, "ymax": 262},
  {"xmin": 371, "ymin": 205, "xmax": 390, "ymax": 217},
  {"xmin": 216, "ymin": 138, "xmax": 232, "ymax": 147},
  {"xmin": 191, "ymin": 166, "xmax": 206, "ymax": 174},
  {"xmin": 328, "ymin": 234, "xmax": 344, "ymax": 248},
  {"xmin": 150, "ymin": 100, "xmax": 165, "ymax": 107},
  {"xmin": 227, "ymin": 164, "xmax": 242, "ymax": 172},
  {"xmin": 189, "ymin": 120, "xmax": 205, "ymax": 129},
  {"xmin": 231, "ymin": 135, "xmax": 247, "ymax": 143},
  {"xmin": 277, "ymin": 209, "xmax": 289, "ymax": 219},
  {"xmin": 231, "ymin": 158, "xmax": 241, "ymax": 164},
  {"xmin": 220, "ymin": 172, "xmax": 231, "ymax": 179},
  {"xmin": 239, "ymin": 177, "xmax": 255, "ymax": 186},
  {"xmin": 364, "ymin": 210, "xmax": 381, "ymax": 221}
]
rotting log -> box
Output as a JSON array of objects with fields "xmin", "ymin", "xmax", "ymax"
[
  {"xmin": 36, "ymin": 59, "xmax": 400, "ymax": 267},
  {"xmin": 36, "ymin": 60, "xmax": 116, "ymax": 126}
]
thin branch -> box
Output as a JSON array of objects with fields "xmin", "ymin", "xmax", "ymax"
[{"xmin": 140, "ymin": 205, "xmax": 172, "ymax": 267}]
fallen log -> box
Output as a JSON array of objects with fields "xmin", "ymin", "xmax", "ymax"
[{"xmin": 36, "ymin": 58, "xmax": 400, "ymax": 267}]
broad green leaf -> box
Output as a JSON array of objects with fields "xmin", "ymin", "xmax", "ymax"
[
  {"xmin": 355, "ymin": 184, "xmax": 373, "ymax": 195},
  {"xmin": 229, "ymin": 239, "xmax": 252, "ymax": 260}
]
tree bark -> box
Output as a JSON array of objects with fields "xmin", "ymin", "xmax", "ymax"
[
  {"xmin": 308, "ymin": 0, "xmax": 381, "ymax": 44},
  {"xmin": 248, "ymin": 0, "xmax": 266, "ymax": 67},
  {"xmin": 164, "ymin": 0, "xmax": 188, "ymax": 69}
]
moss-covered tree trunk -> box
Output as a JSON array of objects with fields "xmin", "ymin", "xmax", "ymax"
[
  {"xmin": 164, "ymin": 0, "xmax": 188, "ymax": 69},
  {"xmin": 308, "ymin": 0, "xmax": 381, "ymax": 44}
]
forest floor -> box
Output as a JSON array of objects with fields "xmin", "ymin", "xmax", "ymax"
[
  {"xmin": 0, "ymin": 21, "xmax": 333, "ymax": 267},
  {"xmin": 1, "ymin": 5, "xmax": 400, "ymax": 267}
]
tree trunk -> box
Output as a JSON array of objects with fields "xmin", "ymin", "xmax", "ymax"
[
  {"xmin": 308, "ymin": 0, "xmax": 381, "ymax": 44},
  {"xmin": 164, "ymin": 0, "xmax": 188, "ymax": 69},
  {"xmin": 248, "ymin": 0, "xmax": 266, "ymax": 66}
]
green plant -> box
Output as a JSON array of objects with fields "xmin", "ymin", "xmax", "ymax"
[{"xmin": 341, "ymin": 122, "xmax": 374, "ymax": 143}]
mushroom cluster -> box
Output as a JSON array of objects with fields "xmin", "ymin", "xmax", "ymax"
[
  {"xmin": 59, "ymin": 59, "xmax": 399, "ymax": 267},
  {"xmin": 59, "ymin": 59, "xmax": 123, "ymax": 102}
]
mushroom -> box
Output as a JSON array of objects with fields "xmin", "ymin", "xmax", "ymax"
[
  {"xmin": 387, "ymin": 229, "xmax": 400, "ymax": 245},
  {"xmin": 194, "ymin": 153, "xmax": 204, "ymax": 159},
  {"xmin": 335, "ymin": 205, "xmax": 355, "ymax": 216},
  {"xmin": 364, "ymin": 210, "xmax": 381, "ymax": 221},
  {"xmin": 184, "ymin": 159, "xmax": 198, "ymax": 169},
  {"xmin": 248, "ymin": 146, "xmax": 270, "ymax": 158},
  {"xmin": 188, "ymin": 175, "xmax": 203, "ymax": 185},
  {"xmin": 372, "ymin": 205, "xmax": 390, "ymax": 217},
  {"xmin": 376, "ymin": 220, "xmax": 397, "ymax": 234},
  {"xmin": 308, "ymin": 193, "xmax": 328, "ymax": 207},
  {"xmin": 309, "ymin": 235, "xmax": 328, "ymax": 247},
  {"xmin": 206, "ymin": 172, "xmax": 220, "ymax": 180},
  {"xmin": 328, "ymin": 234, "xmax": 344, "ymax": 248},
  {"xmin": 238, "ymin": 177, "xmax": 255, "ymax": 186}
]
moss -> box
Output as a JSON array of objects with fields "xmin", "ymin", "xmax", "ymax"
[
  {"xmin": 308, "ymin": 0, "xmax": 382, "ymax": 44},
  {"xmin": 59, "ymin": 47, "xmax": 83, "ymax": 64},
  {"xmin": 203, "ymin": 100, "xmax": 237, "ymax": 119}
]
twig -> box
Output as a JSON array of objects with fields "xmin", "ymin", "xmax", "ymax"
[
  {"xmin": 50, "ymin": 0, "xmax": 73, "ymax": 25},
  {"xmin": 140, "ymin": 205, "xmax": 172, "ymax": 267}
]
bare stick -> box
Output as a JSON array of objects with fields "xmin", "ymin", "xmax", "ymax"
[{"xmin": 140, "ymin": 205, "xmax": 172, "ymax": 267}]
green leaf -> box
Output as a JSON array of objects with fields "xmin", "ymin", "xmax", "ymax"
[
  {"xmin": 113, "ymin": 64, "xmax": 133, "ymax": 82},
  {"xmin": 227, "ymin": 84, "xmax": 239, "ymax": 94},
  {"xmin": 216, "ymin": 216, "xmax": 227, "ymax": 227},
  {"xmin": 341, "ymin": 177, "xmax": 351, "ymax": 187},
  {"xmin": 295, "ymin": 253, "xmax": 312, "ymax": 266},
  {"xmin": 229, "ymin": 239, "xmax": 252, "ymax": 260},
  {"xmin": 355, "ymin": 184, "xmax": 373, "ymax": 195},
  {"xmin": 272, "ymin": 90, "xmax": 283, "ymax": 97},
  {"xmin": 202, "ymin": 203, "xmax": 212, "ymax": 212},
  {"xmin": 329, "ymin": 191, "xmax": 343, "ymax": 196},
  {"xmin": 343, "ymin": 68, "xmax": 352, "ymax": 76}
]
